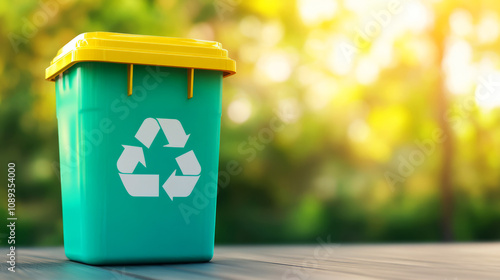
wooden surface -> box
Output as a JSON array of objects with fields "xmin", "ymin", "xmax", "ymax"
[{"xmin": 3, "ymin": 243, "xmax": 500, "ymax": 279}]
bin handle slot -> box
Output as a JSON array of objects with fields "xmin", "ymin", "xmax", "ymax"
[{"xmin": 128, "ymin": 65, "xmax": 194, "ymax": 99}]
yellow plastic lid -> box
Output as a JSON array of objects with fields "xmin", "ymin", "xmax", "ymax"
[{"xmin": 45, "ymin": 32, "xmax": 236, "ymax": 81}]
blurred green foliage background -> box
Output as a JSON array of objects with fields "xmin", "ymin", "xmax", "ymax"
[{"xmin": 1, "ymin": 0, "xmax": 500, "ymax": 246}]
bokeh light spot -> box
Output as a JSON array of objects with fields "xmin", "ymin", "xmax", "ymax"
[{"xmin": 227, "ymin": 98, "xmax": 252, "ymax": 124}]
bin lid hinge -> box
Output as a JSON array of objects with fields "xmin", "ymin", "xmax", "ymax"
[
  {"xmin": 127, "ymin": 64, "xmax": 133, "ymax": 96},
  {"xmin": 187, "ymin": 68, "xmax": 194, "ymax": 99}
]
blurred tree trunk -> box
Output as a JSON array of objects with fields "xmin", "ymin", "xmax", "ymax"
[
  {"xmin": 432, "ymin": 12, "xmax": 454, "ymax": 241},
  {"xmin": 437, "ymin": 65, "xmax": 454, "ymax": 242}
]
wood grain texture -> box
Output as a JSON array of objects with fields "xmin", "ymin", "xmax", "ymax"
[{"xmin": 2, "ymin": 243, "xmax": 500, "ymax": 279}]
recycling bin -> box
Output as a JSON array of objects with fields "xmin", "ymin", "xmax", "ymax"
[{"xmin": 45, "ymin": 32, "xmax": 236, "ymax": 265}]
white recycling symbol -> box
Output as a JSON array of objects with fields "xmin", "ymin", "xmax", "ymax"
[{"xmin": 117, "ymin": 118, "xmax": 201, "ymax": 200}]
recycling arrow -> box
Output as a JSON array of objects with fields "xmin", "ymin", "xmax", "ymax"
[
  {"xmin": 117, "ymin": 117, "xmax": 201, "ymax": 199},
  {"xmin": 157, "ymin": 118, "xmax": 190, "ymax": 148},
  {"xmin": 135, "ymin": 118, "xmax": 160, "ymax": 148},
  {"xmin": 162, "ymin": 150, "xmax": 201, "ymax": 200},
  {"xmin": 163, "ymin": 171, "xmax": 200, "ymax": 200},
  {"xmin": 175, "ymin": 150, "xmax": 201, "ymax": 175},
  {"xmin": 117, "ymin": 145, "xmax": 146, "ymax": 173},
  {"xmin": 119, "ymin": 174, "xmax": 159, "ymax": 196}
]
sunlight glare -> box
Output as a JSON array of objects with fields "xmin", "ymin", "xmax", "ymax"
[{"xmin": 298, "ymin": 0, "xmax": 337, "ymax": 25}]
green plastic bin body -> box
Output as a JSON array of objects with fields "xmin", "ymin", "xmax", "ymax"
[{"xmin": 55, "ymin": 62, "xmax": 222, "ymax": 264}]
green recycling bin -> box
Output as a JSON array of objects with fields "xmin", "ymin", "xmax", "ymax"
[{"xmin": 45, "ymin": 32, "xmax": 236, "ymax": 265}]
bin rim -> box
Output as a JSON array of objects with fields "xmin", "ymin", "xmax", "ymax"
[{"xmin": 45, "ymin": 32, "xmax": 236, "ymax": 81}]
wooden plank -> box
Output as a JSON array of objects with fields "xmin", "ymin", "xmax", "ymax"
[{"xmin": 1, "ymin": 244, "xmax": 499, "ymax": 279}]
